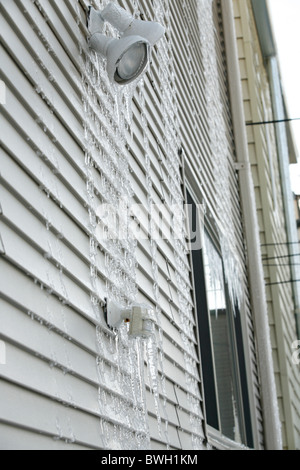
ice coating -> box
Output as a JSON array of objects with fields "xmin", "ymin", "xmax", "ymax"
[
  {"xmin": 153, "ymin": 0, "xmax": 205, "ymax": 449},
  {"xmin": 197, "ymin": 0, "xmax": 244, "ymax": 310}
]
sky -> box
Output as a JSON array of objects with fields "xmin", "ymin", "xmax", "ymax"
[{"xmin": 268, "ymin": 0, "xmax": 300, "ymax": 195}]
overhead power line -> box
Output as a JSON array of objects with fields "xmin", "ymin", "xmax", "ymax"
[
  {"xmin": 262, "ymin": 253, "xmax": 300, "ymax": 262},
  {"xmin": 246, "ymin": 117, "xmax": 300, "ymax": 126},
  {"xmin": 261, "ymin": 241, "xmax": 300, "ymax": 247},
  {"xmin": 266, "ymin": 279, "xmax": 300, "ymax": 287},
  {"xmin": 263, "ymin": 263, "xmax": 300, "ymax": 268}
]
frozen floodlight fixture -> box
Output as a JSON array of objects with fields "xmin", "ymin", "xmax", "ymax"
[
  {"xmin": 89, "ymin": 33, "xmax": 149, "ymax": 85},
  {"xmin": 87, "ymin": 4, "xmax": 165, "ymax": 85},
  {"xmin": 100, "ymin": 2, "xmax": 165, "ymax": 46},
  {"xmin": 104, "ymin": 299, "xmax": 155, "ymax": 339}
]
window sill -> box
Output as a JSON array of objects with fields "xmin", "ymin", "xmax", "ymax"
[{"xmin": 206, "ymin": 426, "xmax": 251, "ymax": 451}]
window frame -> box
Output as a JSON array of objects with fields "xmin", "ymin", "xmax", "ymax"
[{"xmin": 185, "ymin": 186, "xmax": 254, "ymax": 449}]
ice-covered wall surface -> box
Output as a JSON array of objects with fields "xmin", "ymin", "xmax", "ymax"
[
  {"xmin": 79, "ymin": 0, "xmax": 204, "ymax": 450},
  {"xmin": 196, "ymin": 0, "xmax": 244, "ymax": 308},
  {"xmin": 0, "ymin": 0, "xmax": 265, "ymax": 450},
  {"xmin": 80, "ymin": 2, "xmax": 152, "ymax": 448},
  {"xmin": 79, "ymin": 0, "xmax": 249, "ymax": 449}
]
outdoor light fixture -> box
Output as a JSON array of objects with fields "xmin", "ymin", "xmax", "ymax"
[
  {"xmin": 87, "ymin": 3, "xmax": 165, "ymax": 85},
  {"xmin": 104, "ymin": 299, "xmax": 155, "ymax": 338}
]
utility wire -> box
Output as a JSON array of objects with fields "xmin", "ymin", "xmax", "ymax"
[
  {"xmin": 263, "ymin": 263, "xmax": 300, "ymax": 268},
  {"xmin": 266, "ymin": 279, "xmax": 300, "ymax": 287},
  {"xmin": 262, "ymin": 253, "xmax": 300, "ymax": 262},
  {"xmin": 261, "ymin": 242, "xmax": 300, "ymax": 285},
  {"xmin": 261, "ymin": 241, "xmax": 300, "ymax": 247},
  {"xmin": 246, "ymin": 117, "xmax": 300, "ymax": 126}
]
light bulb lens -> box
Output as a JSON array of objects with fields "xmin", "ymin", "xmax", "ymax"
[{"xmin": 115, "ymin": 41, "xmax": 148, "ymax": 84}]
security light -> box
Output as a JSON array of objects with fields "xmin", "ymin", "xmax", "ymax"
[
  {"xmin": 89, "ymin": 33, "xmax": 150, "ymax": 85},
  {"xmin": 100, "ymin": 3, "xmax": 165, "ymax": 46},
  {"xmin": 87, "ymin": 4, "xmax": 165, "ymax": 85},
  {"xmin": 104, "ymin": 299, "xmax": 155, "ymax": 339}
]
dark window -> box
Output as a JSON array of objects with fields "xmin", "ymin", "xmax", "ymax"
[{"xmin": 187, "ymin": 190, "xmax": 253, "ymax": 447}]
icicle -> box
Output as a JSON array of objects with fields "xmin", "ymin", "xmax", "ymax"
[
  {"xmin": 197, "ymin": 0, "xmax": 244, "ymax": 310},
  {"xmin": 79, "ymin": 0, "xmax": 157, "ymax": 449},
  {"xmin": 152, "ymin": 0, "xmax": 204, "ymax": 449}
]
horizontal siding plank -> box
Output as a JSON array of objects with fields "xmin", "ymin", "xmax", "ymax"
[
  {"xmin": 0, "ymin": 380, "xmax": 103, "ymax": 449},
  {"xmin": 0, "ymin": 92, "xmax": 89, "ymax": 231},
  {"xmin": 0, "ymin": 265, "xmax": 200, "ymax": 413},
  {"xmin": 1, "ymin": 3, "xmax": 83, "ymax": 145},
  {"xmin": 0, "ymin": 423, "xmax": 90, "ymax": 450},
  {"xmin": 0, "ymin": 221, "xmax": 99, "ymax": 320},
  {"xmin": 0, "ymin": 259, "xmax": 100, "ymax": 350},
  {"xmin": 0, "ymin": 300, "xmax": 100, "ymax": 388},
  {"xmin": 1, "ymin": 80, "xmax": 195, "ymax": 324},
  {"xmin": 0, "ymin": 304, "xmax": 186, "ymax": 447},
  {"xmin": 1, "ymin": 186, "xmax": 102, "ymax": 297},
  {"xmin": 148, "ymin": 416, "xmax": 181, "ymax": 450}
]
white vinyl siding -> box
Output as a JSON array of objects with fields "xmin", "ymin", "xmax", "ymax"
[
  {"xmin": 170, "ymin": 0, "xmax": 263, "ymax": 447},
  {"xmin": 0, "ymin": 0, "xmax": 263, "ymax": 450}
]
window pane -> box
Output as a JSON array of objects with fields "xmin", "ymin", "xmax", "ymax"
[
  {"xmin": 186, "ymin": 190, "xmax": 253, "ymax": 446},
  {"xmin": 186, "ymin": 191, "xmax": 220, "ymax": 430},
  {"xmin": 203, "ymin": 233, "xmax": 243, "ymax": 443}
]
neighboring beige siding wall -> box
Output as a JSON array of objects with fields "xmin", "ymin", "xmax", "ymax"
[{"xmin": 233, "ymin": 0, "xmax": 300, "ymax": 449}]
